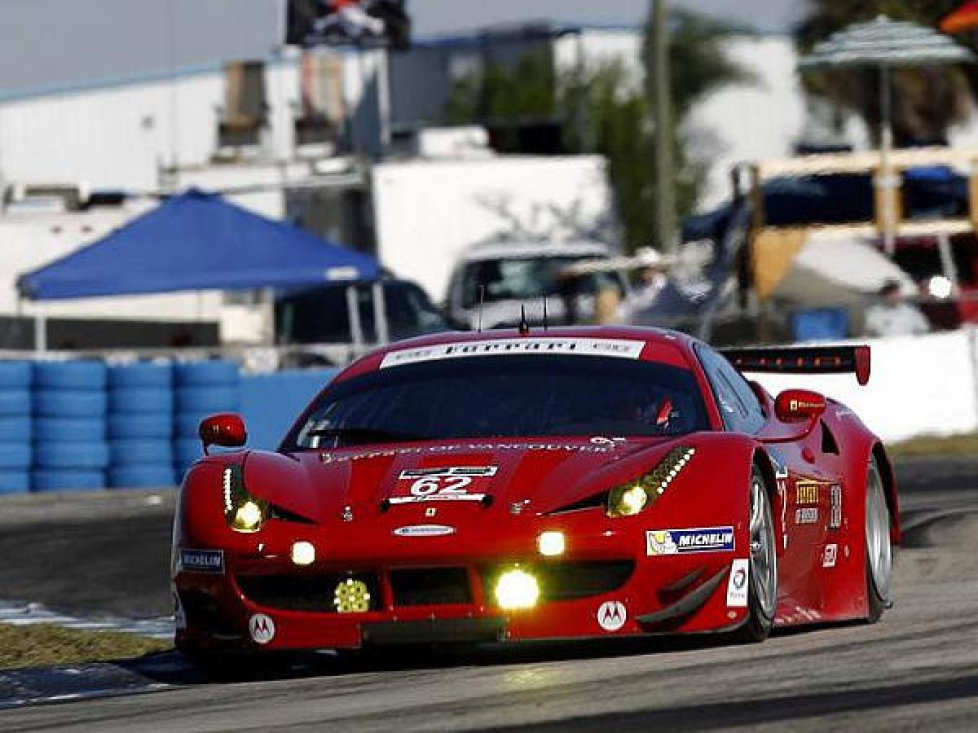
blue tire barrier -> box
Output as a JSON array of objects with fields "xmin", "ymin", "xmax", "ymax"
[
  {"xmin": 0, "ymin": 470, "xmax": 30, "ymax": 494},
  {"xmin": 173, "ymin": 437, "xmax": 202, "ymax": 465},
  {"xmin": 33, "ymin": 389, "xmax": 107, "ymax": 418},
  {"xmin": 109, "ymin": 439, "xmax": 173, "ymax": 465},
  {"xmin": 107, "ymin": 412, "xmax": 172, "ymax": 440},
  {"xmin": 108, "ymin": 465, "xmax": 176, "ymax": 489},
  {"xmin": 174, "ymin": 387, "xmax": 238, "ymax": 414},
  {"xmin": 174, "ymin": 412, "xmax": 206, "ymax": 438},
  {"xmin": 174, "ymin": 360, "xmax": 239, "ymax": 387},
  {"xmin": 107, "ymin": 362, "xmax": 172, "ymax": 390},
  {"xmin": 0, "ymin": 362, "xmax": 31, "ymax": 389},
  {"xmin": 33, "ymin": 361, "xmax": 107, "ymax": 391},
  {"xmin": 107, "ymin": 387, "xmax": 174, "ymax": 414},
  {"xmin": 0, "ymin": 443, "xmax": 31, "ymax": 469},
  {"xmin": 0, "ymin": 390, "xmax": 30, "ymax": 416},
  {"xmin": 34, "ymin": 417, "xmax": 103, "ymax": 443},
  {"xmin": 34, "ymin": 441, "xmax": 110, "ymax": 470},
  {"xmin": 31, "ymin": 470, "xmax": 105, "ymax": 492},
  {"xmin": 0, "ymin": 416, "xmax": 30, "ymax": 441}
]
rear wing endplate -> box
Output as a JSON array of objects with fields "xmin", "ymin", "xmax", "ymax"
[{"xmin": 719, "ymin": 345, "xmax": 871, "ymax": 386}]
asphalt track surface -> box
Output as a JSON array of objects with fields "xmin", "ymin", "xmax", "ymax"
[{"xmin": 2, "ymin": 455, "xmax": 978, "ymax": 731}]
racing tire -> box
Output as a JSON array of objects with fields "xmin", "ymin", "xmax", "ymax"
[
  {"xmin": 33, "ymin": 361, "xmax": 106, "ymax": 390},
  {"xmin": 175, "ymin": 387, "xmax": 239, "ymax": 414},
  {"xmin": 734, "ymin": 466, "xmax": 778, "ymax": 643},
  {"xmin": 109, "ymin": 439, "xmax": 173, "ymax": 465},
  {"xmin": 108, "ymin": 465, "xmax": 176, "ymax": 489},
  {"xmin": 865, "ymin": 456, "xmax": 893, "ymax": 623},
  {"xmin": 33, "ymin": 389, "xmax": 107, "ymax": 418},
  {"xmin": 108, "ymin": 363, "xmax": 172, "ymax": 389},
  {"xmin": 108, "ymin": 412, "xmax": 172, "ymax": 440},
  {"xmin": 174, "ymin": 361, "xmax": 239, "ymax": 387},
  {"xmin": 0, "ymin": 362, "xmax": 31, "ymax": 389},
  {"xmin": 0, "ymin": 470, "xmax": 30, "ymax": 494},
  {"xmin": 0, "ymin": 416, "xmax": 31, "ymax": 441},
  {"xmin": 0, "ymin": 443, "xmax": 31, "ymax": 469},
  {"xmin": 0, "ymin": 390, "xmax": 30, "ymax": 416},
  {"xmin": 34, "ymin": 417, "xmax": 104, "ymax": 443},
  {"xmin": 108, "ymin": 387, "xmax": 174, "ymax": 414},
  {"xmin": 34, "ymin": 441, "xmax": 110, "ymax": 470},
  {"xmin": 31, "ymin": 470, "xmax": 105, "ymax": 492}
]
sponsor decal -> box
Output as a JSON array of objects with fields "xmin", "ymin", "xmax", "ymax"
[
  {"xmin": 320, "ymin": 442, "xmax": 615, "ymax": 465},
  {"xmin": 829, "ymin": 484, "xmax": 843, "ymax": 529},
  {"xmin": 249, "ymin": 613, "xmax": 276, "ymax": 644},
  {"xmin": 596, "ymin": 601, "xmax": 627, "ymax": 631},
  {"xmin": 795, "ymin": 481, "xmax": 820, "ymax": 505},
  {"xmin": 795, "ymin": 507, "xmax": 819, "ymax": 525},
  {"xmin": 379, "ymin": 338, "xmax": 646, "ymax": 369},
  {"xmin": 646, "ymin": 526, "xmax": 735, "ymax": 555},
  {"xmin": 822, "ymin": 543, "xmax": 838, "ymax": 568},
  {"xmin": 425, "ymin": 507, "xmax": 437, "ymax": 518},
  {"xmin": 389, "ymin": 466, "xmax": 497, "ymax": 505},
  {"xmin": 177, "ymin": 549, "xmax": 224, "ymax": 574},
  {"xmin": 726, "ymin": 559, "xmax": 749, "ymax": 608},
  {"xmin": 392, "ymin": 524, "xmax": 455, "ymax": 537}
]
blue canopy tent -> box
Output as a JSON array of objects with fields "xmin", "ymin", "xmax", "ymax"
[{"xmin": 17, "ymin": 188, "xmax": 378, "ymax": 300}]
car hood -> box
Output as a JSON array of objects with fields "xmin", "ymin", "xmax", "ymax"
[{"xmin": 242, "ymin": 436, "xmax": 695, "ymax": 523}]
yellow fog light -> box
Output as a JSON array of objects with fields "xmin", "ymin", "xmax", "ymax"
[
  {"xmin": 334, "ymin": 578, "xmax": 371, "ymax": 613},
  {"xmin": 607, "ymin": 485, "xmax": 648, "ymax": 518},
  {"xmin": 290, "ymin": 541, "xmax": 316, "ymax": 566},
  {"xmin": 537, "ymin": 531, "xmax": 565, "ymax": 557},
  {"xmin": 232, "ymin": 500, "xmax": 265, "ymax": 532},
  {"xmin": 495, "ymin": 568, "xmax": 540, "ymax": 610}
]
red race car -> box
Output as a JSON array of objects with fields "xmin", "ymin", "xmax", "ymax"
[{"xmin": 172, "ymin": 327, "xmax": 898, "ymax": 657}]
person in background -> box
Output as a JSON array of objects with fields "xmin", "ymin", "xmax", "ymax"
[
  {"xmin": 864, "ymin": 279, "xmax": 930, "ymax": 337},
  {"xmin": 617, "ymin": 247, "xmax": 669, "ymax": 321}
]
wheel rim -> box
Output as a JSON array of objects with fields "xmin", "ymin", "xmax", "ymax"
[
  {"xmin": 749, "ymin": 476, "xmax": 778, "ymax": 619},
  {"xmin": 865, "ymin": 462, "xmax": 892, "ymax": 602}
]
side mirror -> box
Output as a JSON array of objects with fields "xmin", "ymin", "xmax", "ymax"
[
  {"xmin": 199, "ymin": 413, "xmax": 247, "ymax": 454},
  {"xmin": 774, "ymin": 389, "xmax": 826, "ymax": 423}
]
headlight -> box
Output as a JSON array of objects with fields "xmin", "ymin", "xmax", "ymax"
[
  {"xmin": 537, "ymin": 530, "xmax": 566, "ymax": 557},
  {"xmin": 222, "ymin": 464, "xmax": 267, "ymax": 533},
  {"xmin": 606, "ymin": 446, "xmax": 695, "ymax": 518}
]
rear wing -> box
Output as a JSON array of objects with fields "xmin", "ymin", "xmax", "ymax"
[{"xmin": 719, "ymin": 345, "xmax": 871, "ymax": 386}]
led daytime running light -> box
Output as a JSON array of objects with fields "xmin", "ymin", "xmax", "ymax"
[
  {"xmin": 222, "ymin": 464, "xmax": 267, "ymax": 533},
  {"xmin": 606, "ymin": 446, "xmax": 696, "ymax": 518}
]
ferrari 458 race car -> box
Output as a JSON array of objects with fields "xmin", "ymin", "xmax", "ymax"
[{"xmin": 172, "ymin": 327, "xmax": 899, "ymax": 657}]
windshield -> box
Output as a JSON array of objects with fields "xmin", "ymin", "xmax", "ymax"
[
  {"xmin": 288, "ymin": 355, "xmax": 708, "ymax": 449},
  {"xmin": 460, "ymin": 255, "xmax": 615, "ymax": 308}
]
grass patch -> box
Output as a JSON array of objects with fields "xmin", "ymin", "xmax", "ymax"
[
  {"xmin": 888, "ymin": 433, "xmax": 978, "ymax": 458},
  {"xmin": 0, "ymin": 623, "xmax": 171, "ymax": 670}
]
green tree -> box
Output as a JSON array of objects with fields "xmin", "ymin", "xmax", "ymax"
[
  {"xmin": 444, "ymin": 11, "xmax": 752, "ymax": 253},
  {"xmin": 797, "ymin": 1, "xmax": 974, "ymax": 145}
]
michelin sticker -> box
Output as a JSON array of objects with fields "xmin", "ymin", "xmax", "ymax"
[
  {"xmin": 249, "ymin": 613, "xmax": 276, "ymax": 644},
  {"xmin": 646, "ymin": 526, "xmax": 735, "ymax": 555},
  {"xmin": 177, "ymin": 549, "xmax": 224, "ymax": 574},
  {"xmin": 726, "ymin": 559, "xmax": 749, "ymax": 608},
  {"xmin": 596, "ymin": 601, "xmax": 627, "ymax": 631}
]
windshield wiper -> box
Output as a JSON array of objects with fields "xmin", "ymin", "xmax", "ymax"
[{"xmin": 305, "ymin": 426, "xmax": 425, "ymax": 446}]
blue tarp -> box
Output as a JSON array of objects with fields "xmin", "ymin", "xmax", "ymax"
[{"xmin": 17, "ymin": 188, "xmax": 379, "ymax": 300}]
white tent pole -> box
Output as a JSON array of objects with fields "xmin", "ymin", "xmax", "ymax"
[{"xmin": 880, "ymin": 64, "xmax": 896, "ymax": 256}]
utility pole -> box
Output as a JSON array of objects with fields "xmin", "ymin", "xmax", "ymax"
[{"xmin": 652, "ymin": 0, "xmax": 677, "ymax": 254}]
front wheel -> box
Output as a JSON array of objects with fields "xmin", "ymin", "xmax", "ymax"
[
  {"xmin": 734, "ymin": 466, "xmax": 778, "ymax": 642},
  {"xmin": 865, "ymin": 456, "xmax": 893, "ymax": 622}
]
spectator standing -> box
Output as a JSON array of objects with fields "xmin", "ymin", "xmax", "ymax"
[{"xmin": 864, "ymin": 279, "xmax": 930, "ymax": 337}]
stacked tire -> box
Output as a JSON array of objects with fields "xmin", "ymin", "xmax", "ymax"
[
  {"xmin": 32, "ymin": 361, "xmax": 108, "ymax": 492},
  {"xmin": 0, "ymin": 362, "xmax": 32, "ymax": 494},
  {"xmin": 173, "ymin": 360, "xmax": 241, "ymax": 480},
  {"xmin": 107, "ymin": 363, "xmax": 175, "ymax": 489}
]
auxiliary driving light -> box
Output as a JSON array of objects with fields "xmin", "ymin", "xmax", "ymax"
[
  {"xmin": 334, "ymin": 578, "xmax": 371, "ymax": 614},
  {"xmin": 537, "ymin": 531, "xmax": 566, "ymax": 557},
  {"xmin": 495, "ymin": 568, "xmax": 540, "ymax": 610},
  {"xmin": 290, "ymin": 541, "xmax": 316, "ymax": 566},
  {"xmin": 233, "ymin": 500, "xmax": 265, "ymax": 532},
  {"xmin": 607, "ymin": 484, "xmax": 648, "ymax": 518}
]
